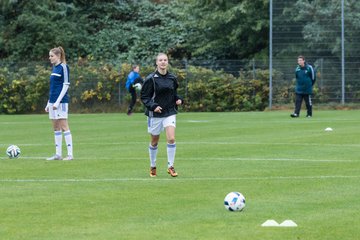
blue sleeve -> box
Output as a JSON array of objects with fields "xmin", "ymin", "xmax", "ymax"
[{"xmin": 125, "ymin": 72, "xmax": 136, "ymax": 90}]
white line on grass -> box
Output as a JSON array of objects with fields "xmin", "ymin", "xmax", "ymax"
[
  {"xmin": 3, "ymin": 156, "xmax": 356, "ymax": 163},
  {"xmin": 180, "ymin": 157, "xmax": 357, "ymax": 162},
  {"xmin": 0, "ymin": 175, "xmax": 359, "ymax": 183},
  {"xmin": 0, "ymin": 156, "xmax": 359, "ymax": 163},
  {"xmin": 2, "ymin": 141, "xmax": 360, "ymax": 147}
]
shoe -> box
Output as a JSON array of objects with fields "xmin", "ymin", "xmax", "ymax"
[
  {"xmin": 167, "ymin": 166, "xmax": 178, "ymax": 177},
  {"xmin": 306, "ymin": 115, "xmax": 312, "ymax": 118},
  {"xmin": 290, "ymin": 113, "xmax": 299, "ymax": 118},
  {"xmin": 46, "ymin": 154, "xmax": 62, "ymax": 160},
  {"xmin": 63, "ymin": 155, "xmax": 73, "ymax": 161},
  {"xmin": 150, "ymin": 167, "xmax": 157, "ymax": 177}
]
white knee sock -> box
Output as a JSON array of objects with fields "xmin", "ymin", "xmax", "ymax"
[
  {"xmin": 54, "ymin": 131, "xmax": 62, "ymax": 157},
  {"xmin": 64, "ymin": 130, "xmax": 73, "ymax": 157},
  {"xmin": 167, "ymin": 143, "xmax": 176, "ymax": 168},
  {"xmin": 149, "ymin": 145, "xmax": 158, "ymax": 167}
]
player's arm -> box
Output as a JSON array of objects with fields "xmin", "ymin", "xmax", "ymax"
[
  {"xmin": 309, "ymin": 65, "xmax": 316, "ymax": 85},
  {"xmin": 134, "ymin": 76, "xmax": 143, "ymax": 85},
  {"xmin": 53, "ymin": 64, "xmax": 70, "ymax": 109},
  {"xmin": 53, "ymin": 84, "xmax": 69, "ymax": 109},
  {"xmin": 45, "ymin": 100, "xmax": 50, "ymax": 112},
  {"xmin": 173, "ymin": 77, "xmax": 183, "ymax": 105},
  {"xmin": 140, "ymin": 76, "xmax": 159, "ymax": 111},
  {"xmin": 126, "ymin": 72, "xmax": 135, "ymax": 89}
]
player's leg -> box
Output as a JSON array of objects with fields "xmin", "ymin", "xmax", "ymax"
[
  {"xmin": 147, "ymin": 117, "xmax": 162, "ymax": 177},
  {"xmin": 55, "ymin": 103, "xmax": 73, "ymax": 160},
  {"xmin": 128, "ymin": 87, "xmax": 136, "ymax": 115},
  {"xmin": 59, "ymin": 119, "xmax": 73, "ymax": 160},
  {"xmin": 164, "ymin": 115, "xmax": 177, "ymax": 177},
  {"xmin": 149, "ymin": 134, "xmax": 159, "ymax": 177},
  {"xmin": 291, "ymin": 93, "xmax": 302, "ymax": 117},
  {"xmin": 47, "ymin": 104, "xmax": 62, "ymax": 160},
  {"xmin": 304, "ymin": 94, "xmax": 312, "ymax": 117},
  {"xmin": 53, "ymin": 119, "xmax": 63, "ymax": 159}
]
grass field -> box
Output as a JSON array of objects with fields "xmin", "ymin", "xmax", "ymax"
[{"xmin": 1, "ymin": 110, "xmax": 359, "ymax": 240}]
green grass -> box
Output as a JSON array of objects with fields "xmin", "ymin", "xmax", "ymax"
[{"xmin": 0, "ymin": 111, "xmax": 359, "ymax": 240}]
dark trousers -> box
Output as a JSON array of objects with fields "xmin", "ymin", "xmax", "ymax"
[
  {"xmin": 294, "ymin": 93, "xmax": 312, "ymax": 116},
  {"xmin": 128, "ymin": 87, "xmax": 136, "ymax": 112}
]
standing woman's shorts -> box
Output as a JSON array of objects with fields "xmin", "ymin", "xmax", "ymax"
[
  {"xmin": 48, "ymin": 103, "xmax": 69, "ymax": 120},
  {"xmin": 147, "ymin": 115, "xmax": 176, "ymax": 135}
]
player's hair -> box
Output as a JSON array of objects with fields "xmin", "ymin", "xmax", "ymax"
[
  {"xmin": 50, "ymin": 46, "xmax": 67, "ymax": 64},
  {"xmin": 156, "ymin": 52, "xmax": 168, "ymax": 61},
  {"xmin": 132, "ymin": 64, "xmax": 139, "ymax": 70},
  {"xmin": 298, "ymin": 55, "xmax": 305, "ymax": 61}
]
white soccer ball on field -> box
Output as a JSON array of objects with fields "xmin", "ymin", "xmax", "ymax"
[
  {"xmin": 134, "ymin": 83, "xmax": 142, "ymax": 91},
  {"xmin": 224, "ymin": 192, "xmax": 246, "ymax": 211},
  {"xmin": 6, "ymin": 145, "xmax": 21, "ymax": 159}
]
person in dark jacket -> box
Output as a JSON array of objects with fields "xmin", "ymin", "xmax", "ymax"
[
  {"xmin": 140, "ymin": 53, "xmax": 183, "ymax": 177},
  {"xmin": 291, "ymin": 55, "xmax": 316, "ymax": 118}
]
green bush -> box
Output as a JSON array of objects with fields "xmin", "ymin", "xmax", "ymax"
[
  {"xmin": 183, "ymin": 66, "xmax": 269, "ymax": 112},
  {"xmin": 0, "ymin": 60, "xmax": 271, "ymax": 114},
  {"xmin": 0, "ymin": 66, "xmax": 49, "ymax": 113}
]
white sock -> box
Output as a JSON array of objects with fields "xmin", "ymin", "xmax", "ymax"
[
  {"xmin": 149, "ymin": 145, "xmax": 158, "ymax": 167},
  {"xmin": 54, "ymin": 131, "xmax": 62, "ymax": 157},
  {"xmin": 167, "ymin": 143, "xmax": 176, "ymax": 168},
  {"xmin": 64, "ymin": 130, "xmax": 73, "ymax": 157}
]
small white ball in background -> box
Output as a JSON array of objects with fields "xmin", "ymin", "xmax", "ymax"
[
  {"xmin": 224, "ymin": 192, "xmax": 246, "ymax": 212},
  {"xmin": 6, "ymin": 145, "xmax": 21, "ymax": 159}
]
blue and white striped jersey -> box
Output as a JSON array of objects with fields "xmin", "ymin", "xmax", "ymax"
[{"xmin": 49, "ymin": 63, "xmax": 70, "ymax": 103}]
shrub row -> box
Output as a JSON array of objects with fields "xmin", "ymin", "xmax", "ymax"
[{"xmin": 0, "ymin": 60, "xmax": 270, "ymax": 114}]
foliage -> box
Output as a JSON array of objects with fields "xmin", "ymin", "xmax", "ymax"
[
  {"xmin": 0, "ymin": 0, "xmax": 268, "ymax": 63},
  {"xmin": 0, "ymin": 66, "xmax": 49, "ymax": 113},
  {"xmin": 0, "ymin": 0, "xmax": 188, "ymax": 63},
  {"xmin": 0, "ymin": 60, "xmax": 270, "ymax": 114},
  {"xmin": 174, "ymin": 0, "xmax": 269, "ymax": 60},
  {"xmin": 184, "ymin": 67, "xmax": 269, "ymax": 112},
  {"xmin": 0, "ymin": 0, "xmax": 88, "ymax": 61}
]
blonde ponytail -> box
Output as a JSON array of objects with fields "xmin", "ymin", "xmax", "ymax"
[{"xmin": 50, "ymin": 46, "xmax": 67, "ymax": 64}]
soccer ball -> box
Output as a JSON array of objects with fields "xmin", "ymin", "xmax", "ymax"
[
  {"xmin": 134, "ymin": 83, "xmax": 142, "ymax": 91},
  {"xmin": 6, "ymin": 145, "xmax": 21, "ymax": 159},
  {"xmin": 224, "ymin": 192, "xmax": 246, "ymax": 211}
]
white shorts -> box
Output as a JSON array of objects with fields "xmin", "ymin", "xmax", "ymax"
[
  {"xmin": 48, "ymin": 103, "xmax": 69, "ymax": 120},
  {"xmin": 147, "ymin": 115, "xmax": 176, "ymax": 135}
]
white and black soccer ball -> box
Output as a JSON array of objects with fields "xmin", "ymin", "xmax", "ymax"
[
  {"xmin": 224, "ymin": 192, "xmax": 246, "ymax": 211},
  {"xmin": 134, "ymin": 83, "xmax": 142, "ymax": 91},
  {"xmin": 6, "ymin": 145, "xmax": 21, "ymax": 159}
]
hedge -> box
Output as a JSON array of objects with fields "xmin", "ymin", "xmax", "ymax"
[{"xmin": 0, "ymin": 60, "xmax": 270, "ymax": 114}]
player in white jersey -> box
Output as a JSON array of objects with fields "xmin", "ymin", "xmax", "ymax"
[{"xmin": 45, "ymin": 46, "xmax": 73, "ymax": 161}]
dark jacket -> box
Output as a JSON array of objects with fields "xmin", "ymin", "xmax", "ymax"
[
  {"xmin": 140, "ymin": 70, "xmax": 182, "ymax": 118},
  {"xmin": 295, "ymin": 63, "xmax": 316, "ymax": 94}
]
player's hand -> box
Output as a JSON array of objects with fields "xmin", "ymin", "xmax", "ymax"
[
  {"xmin": 154, "ymin": 106, "xmax": 162, "ymax": 113},
  {"xmin": 53, "ymin": 103, "xmax": 59, "ymax": 110},
  {"xmin": 176, "ymin": 99, "xmax": 182, "ymax": 105},
  {"xmin": 45, "ymin": 102, "xmax": 50, "ymax": 112}
]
